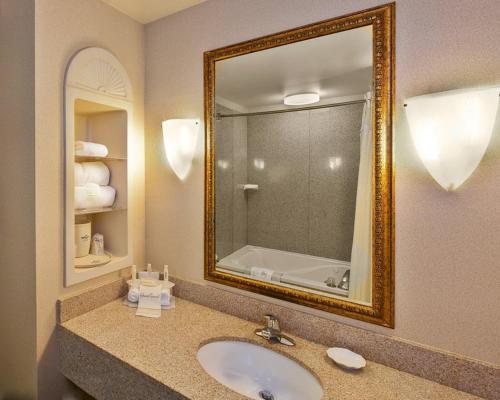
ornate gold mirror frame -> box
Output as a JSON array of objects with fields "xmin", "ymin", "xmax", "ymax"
[{"xmin": 204, "ymin": 3, "xmax": 395, "ymax": 327}]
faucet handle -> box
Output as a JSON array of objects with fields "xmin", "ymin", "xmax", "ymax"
[{"xmin": 264, "ymin": 314, "xmax": 280, "ymax": 331}]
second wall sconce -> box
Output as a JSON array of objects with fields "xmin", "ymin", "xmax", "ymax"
[
  {"xmin": 162, "ymin": 119, "xmax": 200, "ymax": 181},
  {"xmin": 405, "ymin": 87, "xmax": 499, "ymax": 191}
]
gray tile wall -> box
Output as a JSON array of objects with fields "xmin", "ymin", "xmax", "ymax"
[
  {"xmin": 308, "ymin": 105, "xmax": 363, "ymax": 260},
  {"xmin": 216, "ymin": 103, "xmax": 363, "ymax": 261},
  {"xmin": 247, "ymin": 111, "xmax": 310, "ymax": 254},
  {"xmin": 247, "ymin": 104, "xmax": 363, "ymax": 261},
  {"xmin": 215, "ymin": 105, "xmax": 247, "ymax": 259},
  {"xmin": 232, "ymin": 115, "xmax": 248, "ymax": 251}
]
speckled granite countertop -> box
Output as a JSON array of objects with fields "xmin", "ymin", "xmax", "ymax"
[{"xmin": 59, "ymin": 298, "xmax": 482, "ymax": 400}]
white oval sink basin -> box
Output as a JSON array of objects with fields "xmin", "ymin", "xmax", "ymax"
[{"xmin": 197, "ymin": 340, "xmax": 323, "ymax": 400}]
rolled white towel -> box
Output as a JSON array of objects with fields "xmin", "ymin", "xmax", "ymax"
[
  {"xmin": 100, "ymin": 186, "xmax": 116, "ymax": 208},
  {"xmin": 75, "ymin": 141, "xmax": 109, "ymax": 157},
  {"xmin": 128, "ymin": 287, "xmax": 140, "ymax": 303},
  {"xmin": 81, "ymin": 162, "xmax": 110, "ymax": 186},
  {"xmin": 74, "ymin": 163, "xmax": 88, "ymax": 186},
  {"xmin": 75, "ymin": 183, "xmax": 101, "ymax": 209},
  {"xmin": 74, "ymin": 184, "xmax": 116, "ymax": 210}
]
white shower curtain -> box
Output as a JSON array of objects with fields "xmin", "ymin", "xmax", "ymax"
[{"xmin": 349, "ymin": 92, "xmax": 372, "ymax": 304}]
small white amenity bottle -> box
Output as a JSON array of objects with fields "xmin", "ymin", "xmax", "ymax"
[
  {"xmin": 164, "ymin": 265, "xmax": 169, "ymax": 282},
  {"xmin": 131, "ymin": 265, "xmax": 137, "ymax": 283}
]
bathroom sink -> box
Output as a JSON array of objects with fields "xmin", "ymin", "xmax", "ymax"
[{"xmin": 197, "ymin": 340, "xmax": 323, "ymax": 400}]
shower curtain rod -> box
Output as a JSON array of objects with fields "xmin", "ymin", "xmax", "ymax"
[{"xmin": 216, "ymin": 99, "xmax": 366, "ymax": 119}]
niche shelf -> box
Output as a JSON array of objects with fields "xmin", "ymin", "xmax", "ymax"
[
  {"xmin": 64, "ymin": 47, "xmax": 133, "ymax": 286},
  {"xmin": 75, "ymin": 155, "xmax": 127, "ymax": 162},
  {"xmin": 74, "ymin": 206, "xmax": 126, "ymax": 216}
]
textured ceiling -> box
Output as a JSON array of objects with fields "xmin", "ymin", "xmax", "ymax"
[{"xmin": 100, "ymin": 0, "xmax": 208, "ymax": 24}]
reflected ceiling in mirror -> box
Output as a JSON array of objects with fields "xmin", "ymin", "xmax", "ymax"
[{"xmin": 216, "ymin": 26, "xmax": 372, "ymax": 113}]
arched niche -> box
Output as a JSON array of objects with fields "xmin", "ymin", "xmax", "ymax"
[{"xmin": 64, "ymin": 47, "xmax": 133, "ymax": 286}]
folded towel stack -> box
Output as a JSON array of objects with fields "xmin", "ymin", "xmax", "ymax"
[
  {"xmin": 75, "ymin": 161, "xmax": 116, "ymax": 210},
  {"xmin": 75, "ymin": 141, "xmax": 108, "ymax": 157}
]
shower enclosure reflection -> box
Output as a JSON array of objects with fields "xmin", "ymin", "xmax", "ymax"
[{"xmin": 213, "ymin": 26, "xmax": 373, "ymax": 305}]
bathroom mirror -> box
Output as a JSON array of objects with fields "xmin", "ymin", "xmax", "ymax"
[{"xmin": 204, "ymin": 4, "xmax": 394, "ymax": 327}]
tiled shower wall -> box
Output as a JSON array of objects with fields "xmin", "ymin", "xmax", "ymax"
[
  {"xmin": 216, "ymin": 103, "xmax": 363, "ymax": 261},
  {"xmin": 247, "ymin": 104, "xmax": 363, "ymax": 260},
  {"xmin": 215, "ymin": 105, "xmax": 248, "ymax": 259}
]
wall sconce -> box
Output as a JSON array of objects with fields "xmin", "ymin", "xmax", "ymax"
[
  {"xmin": 162, "ymin": 119, "xmax": 200, "ymax": 180},
  {"xmin": 405, "ymin": 87, "xmax": 499, "ymax": 190}
]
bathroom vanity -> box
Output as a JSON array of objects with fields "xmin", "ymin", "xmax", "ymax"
[{"xmin": 58, "ymin": 288, "xmax": 483, "ymax": 400}]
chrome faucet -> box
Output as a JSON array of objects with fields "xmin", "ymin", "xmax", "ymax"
[{"xmin": 255, "ymin": 315, "xmax": 295, "ymax": 346}]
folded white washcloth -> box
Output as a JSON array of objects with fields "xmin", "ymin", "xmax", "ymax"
[
  {"xmin": 75, "ymin": 141, "xmax": 109, "ymax": 157},
  {"xmin": 250, "ymin": 266, "xmax": 274, "ymax": 281},
  {"xmin": 74, "ymin": 184, "xmax": 116, "ymax": 210},
  {"xmin": 127, "ymin": 287, "xmax": 170, "ymax": 306},
  {"xmin": 81, "ymin": 162, "xmax": 110, "ymax": 186},
  {"xmin": 74, "ymin": 163, "xmax": 88, "ymax": 186}
]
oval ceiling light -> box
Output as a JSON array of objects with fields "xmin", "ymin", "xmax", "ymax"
[
  {"xmin": 284, "ymin": 93, "xmax": 320, "ymax": 106},
  {"xmin": 405, "ymin": 86, "xmax": 499, "ymax": 191}
]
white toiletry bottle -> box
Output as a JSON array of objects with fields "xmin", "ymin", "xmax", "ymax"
[{"xmin": 90, "ymin": 233, "xmax": 104, "ymax": 255}]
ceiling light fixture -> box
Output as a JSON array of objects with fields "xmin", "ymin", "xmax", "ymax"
[{"xmin": 284, "ymin": 93, "xmax": 320, "ymax": 106}]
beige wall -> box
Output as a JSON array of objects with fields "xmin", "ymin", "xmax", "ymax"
[
  {"xmin": 0, "ymin": 0, "xmax": 37, "ymax": 397},
  {"xmin": 145, "ymin": 0, "xmax": 500, "ymax": 365},
  {"xmin": 35, "ymin": 0, "xmax": 145, "ymax": 398}
]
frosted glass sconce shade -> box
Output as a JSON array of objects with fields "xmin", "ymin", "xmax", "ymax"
[
  {"xmin": 405, "ymin": 87, "xmax": 499, "ymax": 190},
  {"xmin": 162, "ymin": 119, "xmax": 200, "ymax": 180}
]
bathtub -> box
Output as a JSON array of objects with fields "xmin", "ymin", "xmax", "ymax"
[{"xmin": 216, "ymin": 245, "xmax": 349, "ymax": 297}]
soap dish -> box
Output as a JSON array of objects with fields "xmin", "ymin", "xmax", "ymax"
[
  {"xmin": 74, "ymin": 252, "xmax": 111, "ymax": 268},
  {"xmin": 327, "ymin": 347, "xmax": 366, "ymax": 370}
]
